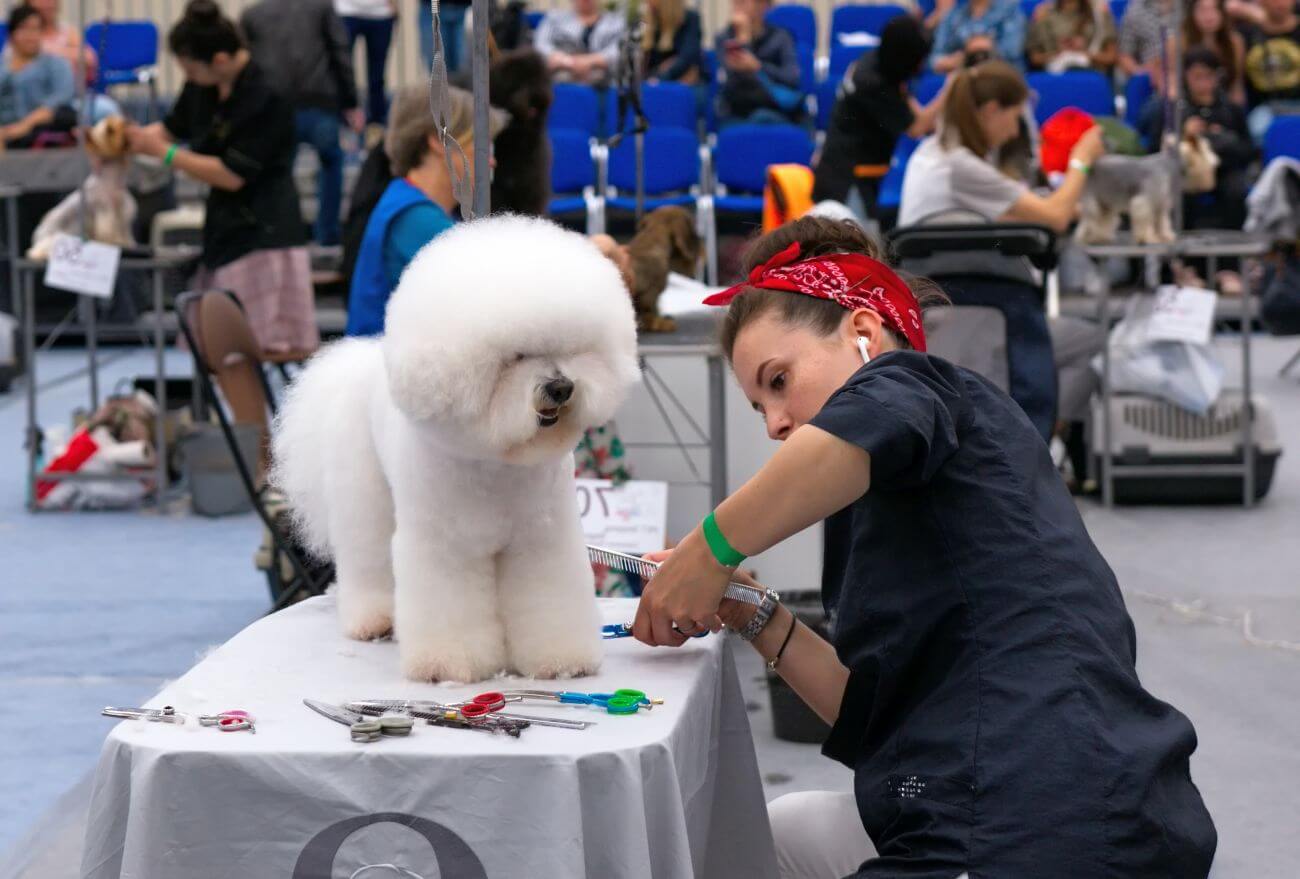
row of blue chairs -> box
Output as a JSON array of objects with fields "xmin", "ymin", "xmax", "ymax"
[
  {"xmin": 0, "ymin": 20, "xmax": 158, "ymax": 92},
  {"xmin": 552, "ymin": 69, "xmax": 1152, "ymax": 140}
]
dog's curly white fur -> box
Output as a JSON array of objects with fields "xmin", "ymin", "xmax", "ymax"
[{"xmin": 271, "ymin": 216, "xmax": 640, "ymax": 682}]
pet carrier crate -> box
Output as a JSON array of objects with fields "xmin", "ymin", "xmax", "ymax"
[{"xmin": 1090, "ymin": 392, "xmax": 1282, "ymax": 504}]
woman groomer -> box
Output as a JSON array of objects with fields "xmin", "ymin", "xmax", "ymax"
[
  {"xmin": 126, "ymin": 0, "xmax": 318, "ymax": 356},
  {"xmin": 633, "ymin": 217, "xmax": 1216, "ymax": 878}
]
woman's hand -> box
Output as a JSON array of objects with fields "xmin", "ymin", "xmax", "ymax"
[
  {"xmin": 1070, "ymin": 125, "xmax": 1106, "ymax": 166},
  {"xmin": 633, "ymin": 534, "xmax": 731, "ymax": 646},
  {"xmin": 126, "ymin": 122, "xmax": 169, "ymax": 159}
]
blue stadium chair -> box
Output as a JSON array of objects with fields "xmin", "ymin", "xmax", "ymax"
[
  {"xmin": 876, "ymin": 135, "xmax": 920, "ymax": 213},
  {"xmin": 829, "ymin": 43, "xmax": 868, "ymax": 81},
  {"xmin": 1020, "ymin": 0, "xmax": 1043, "ymax": 21},
  {"xmin": 549, "ymin": 83, "xmax": 600, "ymax": 135},
  {"xmin": 766, "ymin": 4, "xmax": 817, "ymax": 48},
  {"xmin": 703, "ymin": 49, "xmax": 720, "ymax": 134},
  {"xmin": 831, "ymin": 4, "xmax": 908, "ymax": 43},
  {"xmin": 917, "ymin": 0, "xmax": 937, "ymax": 14},
  {"xmin": 1264, "ymin": 116, "xmax": 1300, "ymax": 162},
  {"xmin": 1124, "ymin": 72, "xmax": 1153, "ymax": 129},
  {"xmin": 1109, "ymin": 0, "xmax": 1129, "ymax": 23},
  {"xmin": 711, "ymin": 124, "xmax": 814, "ymax": 280},
  {"xmin": 797, "ymin": 42, "xmax": 817, "ymax": 95},
  {"xmin": 525, "ymin": 10, "xmax": 545, "ymax": 31},
  {"xmin": 85, "ymin": 21, "xmax": 158, "ymax": 89},
  {"xmin": 0, "ymin": 24, "xmax": 7, "ymax": 47},
  {"xmin": 1027, "ymin": 70, "xmax": 1115, "ymax": 124},
  {"xmin": 817, "ymin": 77, "xmax": 841, "ymax": 131},
  {"xmin": 548, "ymin": 128, "xmax": 605, "ymax": 234},
  {"xmin": 604, "ymin": 82, "xmax": 698, "ymax": 133},
  {"xmin": 911, "ymin": 73, "xmax": 946, "ymax": 104}
]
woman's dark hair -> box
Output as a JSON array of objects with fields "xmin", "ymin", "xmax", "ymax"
[
  {"xmin": 1183, "ymin": 0, "xmax": 1238, "ymax": 88},
  {"xmin": 7, "ymin": 5, "xmax": 42, "ymax": 35},
  {"xmin": 719, "ymin": 216, "xmax": 948, "ymax": 360},
  {"xmin": 168, "ymin": 0, "xmax": 244, "ymax": 63},
  {"xmin": 1184, "ymin": 45, "xmax": 1223, "ymax": 73},
  {"xmin": 878, "ymin": 16, "xmax": 931, "ymax": 85}
]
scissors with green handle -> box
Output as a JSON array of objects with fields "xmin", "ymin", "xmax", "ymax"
[{"xmin": 484, "ymin": 688, "xmax": 662, "ymax": 715}]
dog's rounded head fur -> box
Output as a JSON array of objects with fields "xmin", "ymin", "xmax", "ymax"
[
  {"xmin": 86, "ymin": 116, "xmax": 130, "ymax": 161},
  {"xmin": 382, "ymin": 214, "xmax": 641, "ymax": 464}
]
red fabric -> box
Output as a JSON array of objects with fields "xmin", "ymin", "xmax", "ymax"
[
  {"xmin": 1040, "ymin": 108, "xmax": 1097, "ymax": 175},
  {"xmin": 703, "ymin": 242, "xmax": 927, "ymax": 352},
  {"xmin": 36, "ymin": 428, "xmax": 99, "ymax": 501}
]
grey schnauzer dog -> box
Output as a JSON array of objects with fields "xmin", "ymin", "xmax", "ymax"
[{"xmin": 1075, "ymin": 153, "xmax": 1177, "ymax": 245}]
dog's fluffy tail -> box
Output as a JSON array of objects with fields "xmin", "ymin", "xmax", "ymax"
[{"xmin": 270, "ymin": 338, "xmax": 382, "ymax": 558}]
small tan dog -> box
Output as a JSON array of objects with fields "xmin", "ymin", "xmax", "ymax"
[
  {"xmin": 28, "ymin": 116, "xmax": 136, "ymax": 259},
  {"xmin": 623, "ymin": 206, "xmax": 701, "ymax": 333}
]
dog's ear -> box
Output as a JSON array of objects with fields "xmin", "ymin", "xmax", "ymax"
[{"xmin": 669, "ymin": 213, "xmax": 701, "ymax": 264}]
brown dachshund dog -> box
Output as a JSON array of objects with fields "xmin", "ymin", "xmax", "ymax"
[{"xmin": 623, "ymin": 206, "xmax": 701, "ymax": 333}]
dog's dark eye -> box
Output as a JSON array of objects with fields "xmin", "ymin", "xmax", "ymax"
[{"xmin": 513, "ymin": 353, "xmax": 526, "ymax": 363}]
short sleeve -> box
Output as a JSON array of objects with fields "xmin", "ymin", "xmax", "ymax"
[
  {"xmin": 949, "ymin": 147, "xmax": 1027, "ymax": 219},
  {"xmin": 809, "ymin": 357, "xmax": 962, "ymax": 491},
  {"xmin": 388, "ymin": 203, "xmax": 454, "ymax": 268}
]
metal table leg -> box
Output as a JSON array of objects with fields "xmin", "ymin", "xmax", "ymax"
[
  {"xmin": 153, "ymin": 268, "xmax": 168, "ymax": 504},
  {"xmin": 1241, "ymin": 266, "xmax": 1254, "ymax": 507},
  {"xmin": 24, "ymin": 269, "xmax": 37, "ymax": 511},
  {"xmin": 707, "ymin": 354, "xmax": 727, "ymax": 507}
]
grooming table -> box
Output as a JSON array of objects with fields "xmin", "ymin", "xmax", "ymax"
[
  {"xmin": 1082, "ymin": 231, "xmax": 1271, "ymax": 506},
  {"xmin": 80, "ymin": 596, "xmax": 778, "ymax": 879},
  {"xmin": 18, "ymin": 249, "xmax": 199, "ymax": 511}
]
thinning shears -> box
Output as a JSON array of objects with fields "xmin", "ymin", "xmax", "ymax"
[{"xmin": 304, "ymin": 698, "xmax": 414, "ymax": 743}]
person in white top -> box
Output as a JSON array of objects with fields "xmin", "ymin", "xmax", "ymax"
[
  {"xmin": 335, "ymin": 0, "xmax": 396, "ymax": 124},
  {"xmin": 898, "ymin": 59, "xmax": 1105, "ymax": 231}
]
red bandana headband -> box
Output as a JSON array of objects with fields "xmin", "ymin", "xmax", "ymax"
[{"xmin": 703, "ymin": 242, "xmax": 927, "ymax": 353}]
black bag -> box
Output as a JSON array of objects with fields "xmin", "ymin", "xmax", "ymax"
[{"xmin": 1261, "ymin": 252, "xmax": 1300, "ymax": 336}]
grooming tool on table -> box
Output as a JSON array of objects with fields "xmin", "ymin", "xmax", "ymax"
[
  {"xmin": 347, "ymin": 701, "xmax": 531, "ymax": 737},
  {"xmin": 483, "ymin": 688, "xmax": 662, "ymax": 715},
  {"xmin": 304, "ymin": 699, "xmax": 414, "ymax": 743},
  {"xmin": 587, "ymin": 546, "xmax": 770, "ymax": 606},
  {"xmin": 198, "ymin": 709, "xmax": 256, "ymax": 733},
  {"xmin": 103, "ymin": 705, "xmax": 187, "ymax": 724}
]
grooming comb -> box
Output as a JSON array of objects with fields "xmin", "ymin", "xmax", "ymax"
[{"xmin": 587, "ymin": 545, "xmax": 770, "ymax": 606}]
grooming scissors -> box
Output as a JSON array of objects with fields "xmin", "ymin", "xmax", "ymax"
[
  {"xmin": 102, "ymin": 705, "xmax": 187, "ymax": 724},
  {"xmin": 304, "ymin": 699, "xmax": 414, "ymax": 743}
]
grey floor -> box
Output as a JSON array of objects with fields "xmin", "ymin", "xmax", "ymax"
[{"xmin": 2, "ymin": 337, "xmax": 1299, "ymax": 877}]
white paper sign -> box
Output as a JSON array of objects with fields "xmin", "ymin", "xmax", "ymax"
[
  {"xmin": 576, "ymin": 478, "xmax": 668, "ymax": 555},
  {"xmin": 1146, "ymin": 285, "xmax": 1218, "ymax": 345},
  {"xmin": 43, "ymin": 234, "xmax": 121, "ymax": 299}
]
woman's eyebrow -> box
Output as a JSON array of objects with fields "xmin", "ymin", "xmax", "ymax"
[{"xmin": 755, "ymin": 358, "xmax": 774, "ymax": 389}]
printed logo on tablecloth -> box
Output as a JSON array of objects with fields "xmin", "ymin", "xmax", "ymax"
[{"xmin": 293, "ymin": 813, "xmax": 487, "ymax": 879}]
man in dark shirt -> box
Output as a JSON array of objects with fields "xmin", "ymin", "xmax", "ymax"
[
  {"xmin": 242, "ymin": 0, "xmax": 362, "ymax": 246},
  {"xmin": 715, "ymin": 0, "xmax": 805, "ymax": 126},
  {"xmin": 814, "ymin": 16, "xmax": 947, "ymax": 216},
  {"xmin": 1141, "ymin": 47, "xmax": 1254, "ymax": 229}
]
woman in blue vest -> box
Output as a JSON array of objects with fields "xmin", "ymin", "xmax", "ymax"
[{"xmin": 345, "ymin": 84, "xmax": 505, "ymax": 337}]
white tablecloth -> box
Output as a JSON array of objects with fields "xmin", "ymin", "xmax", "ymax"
[{"xmin": 81, "ymin": 597, "xmax": 778, "ymax": 879}]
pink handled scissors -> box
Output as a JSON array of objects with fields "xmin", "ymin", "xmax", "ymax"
[{"xmin": 198, "ymin": 709, "xmax": 256, "ymax": 733}]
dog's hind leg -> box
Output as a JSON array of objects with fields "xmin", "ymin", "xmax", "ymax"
[
  {"xmin": 496, "ymin": 477, "xmax": 603, "ymax": 679},
  {"xmin": 328, "ymin": 437, "xmax": 397, "ymax": 642},
  {"xmin": 391, "ymin": 524, "xmax": 508, "ymax": 683}
]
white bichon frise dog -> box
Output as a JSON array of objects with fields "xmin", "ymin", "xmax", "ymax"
[{"xmin": 272, "ymin": 215, "xmax": 640, "ymax": 682}]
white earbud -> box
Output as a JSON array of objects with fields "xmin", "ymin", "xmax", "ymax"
[{"xmin": 856, "ymin": 336, "xmax": 872, "ymax": 365}]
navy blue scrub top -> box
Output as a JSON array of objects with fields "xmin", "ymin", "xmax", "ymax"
[{"xmin": 811, "ymin": 351, "xmax": 1216, "ymax": 879}]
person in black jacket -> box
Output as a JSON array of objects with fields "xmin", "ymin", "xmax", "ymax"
[
  {"xmin": 813, "ymin": 16, "xmax": 948, "ymax": 217},
  {"xmin": 715, "ymin": 0, "xmax": 805, "ymax": 126},
  {"xmin": 1140, "ymin": 47, "xmax": 1254, "ymax": 230},
  {"xmin": 242, "ymin": 0, "xmax": 362, "ymax": 246}
]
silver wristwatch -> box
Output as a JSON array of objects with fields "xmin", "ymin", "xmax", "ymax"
[{"xmin": 737, "ymin": 588, "xmax": 780, "ymax": 642}]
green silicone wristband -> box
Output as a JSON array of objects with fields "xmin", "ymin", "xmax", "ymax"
[
  {"xmin": 164, "ymin": 144, "xmax": 178, "ymax": 166},
  {"xmin": 702, "ymin": 512, "xmax": 746, "ymax": 568}
]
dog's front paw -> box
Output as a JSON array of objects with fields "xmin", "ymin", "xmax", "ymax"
[
  {"xmin": 336, "ymin": 588, "xmax": 394, "ymax": 641},
  {"xmin": 511, "ymin": 636, "xmax": 603, "ymax": 680},
  {"xmin": 400, "ymin": 641, "xmax": 508, "ymax": 684}
]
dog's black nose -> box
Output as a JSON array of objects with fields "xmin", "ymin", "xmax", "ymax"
[{"xmin": 544, "ymin": 377, "xmax": 574, "ymax": 405}]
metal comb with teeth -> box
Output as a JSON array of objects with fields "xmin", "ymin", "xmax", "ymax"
[{"xmin": 587, "ymin": 545, "xmax": 770, "ymax": 606}]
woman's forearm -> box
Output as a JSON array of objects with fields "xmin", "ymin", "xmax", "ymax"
[
  {"xmin": 714, "ymin": 425, "xmax": 870, "ymax": 558},
  {"xmin": 172, "ymin": 149, "xmax": 245, "ymax": 191},
  {"xmin": 751, "ymin": 604, "xmax": 850, "ymax": 725},
  {"xmin": 19, "ymin": 106, "xmax": 54, "ymax": 132}
]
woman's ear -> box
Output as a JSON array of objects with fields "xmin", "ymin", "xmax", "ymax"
[{"xmin": 845, "ymin": 308, "xmax": 889, "ymax": 359}]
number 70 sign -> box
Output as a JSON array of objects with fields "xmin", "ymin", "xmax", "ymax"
[{"xmin": 575, "ymin": 478, "xmax": 668, "ymax": 555}]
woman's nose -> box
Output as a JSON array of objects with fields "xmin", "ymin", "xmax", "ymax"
[{"xmin": 766, "ymin": 411, "xmax": 793, "ymax": 442}]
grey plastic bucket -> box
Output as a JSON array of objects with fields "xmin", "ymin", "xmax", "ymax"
[{"xmin": 179, "ymin": 423, "xmax": 262, "ymax": 517}]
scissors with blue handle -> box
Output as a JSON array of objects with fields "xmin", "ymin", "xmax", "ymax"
[
  {"xmin": 486, "ymin": 688, "xmax": 661, "ymax": 715},
  {"xmin": 603, "ymin": 622, "xmax": 707, "ymax": 640}
]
